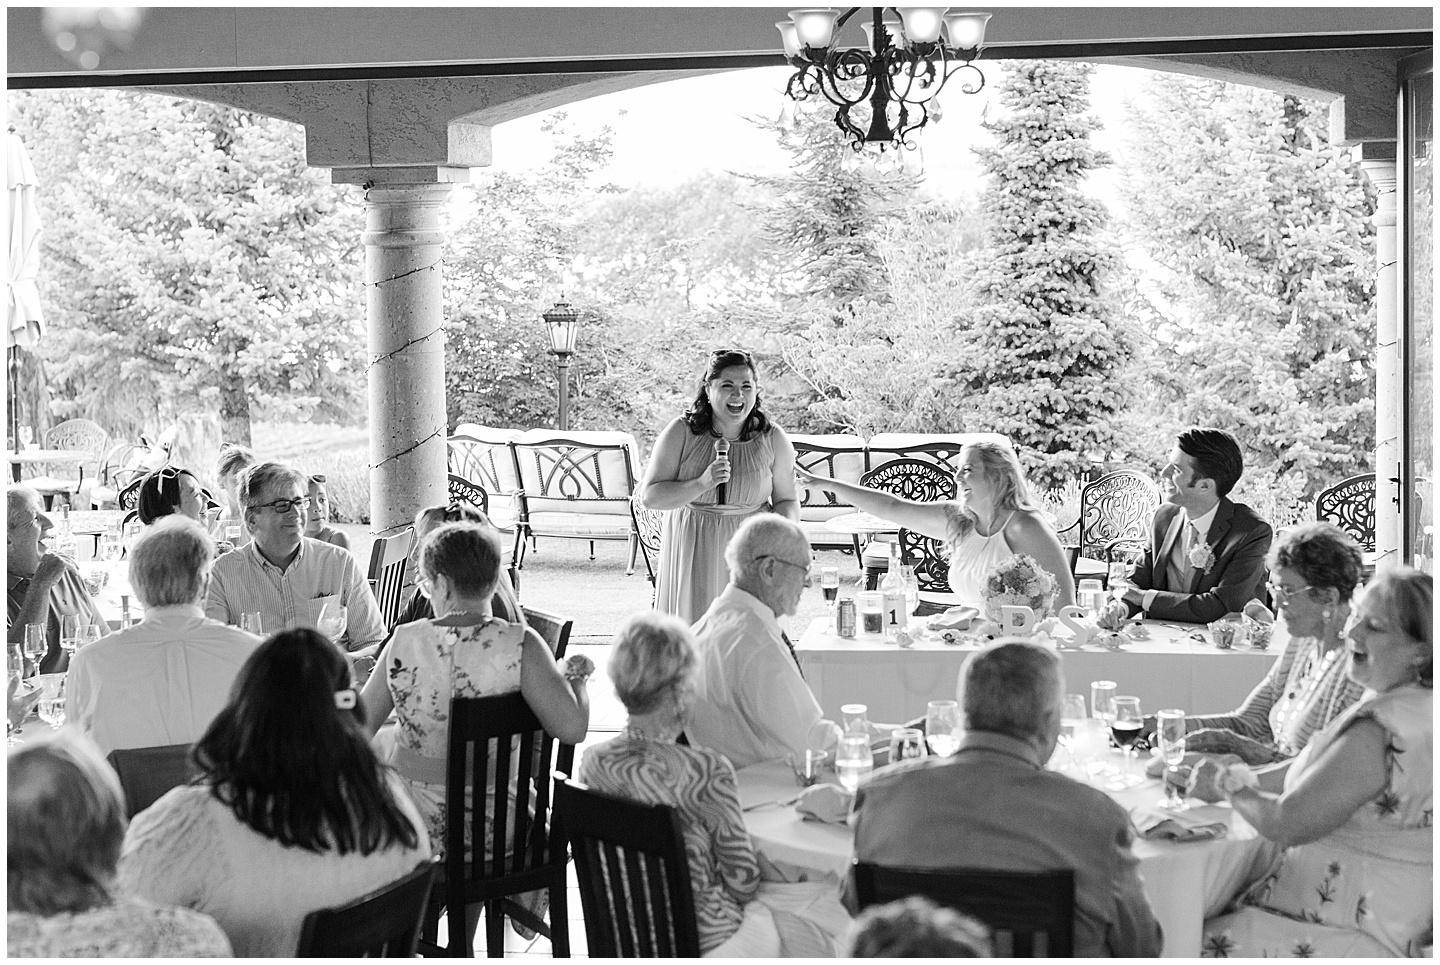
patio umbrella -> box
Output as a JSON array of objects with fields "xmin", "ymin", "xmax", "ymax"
[{"xmin": 8, "ymin": 132, "xmax": 46, "ymax": 445}]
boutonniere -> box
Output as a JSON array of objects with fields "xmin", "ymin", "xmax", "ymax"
[{"xmin": 1188, "ymin": 541, "xmax": 1216, "ymax": 574}]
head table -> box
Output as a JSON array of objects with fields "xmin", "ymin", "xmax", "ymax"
[
  {"xmin": 795, "ymin": 616, "xmax": 1281, "ymax": 723},
  {"xmin": 736, "ymin": 751, "xmax": 1271, "ymax": 958}
]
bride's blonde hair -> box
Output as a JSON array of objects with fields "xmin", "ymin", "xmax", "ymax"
[{"xmin": 950, "ymin": 441, "xmax": 1037, "ymax": 542}]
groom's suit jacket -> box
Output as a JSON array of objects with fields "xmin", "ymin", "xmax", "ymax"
[{"xmin": 1127, "ymin": 497, "xmax": 1272, "ymax": 624}]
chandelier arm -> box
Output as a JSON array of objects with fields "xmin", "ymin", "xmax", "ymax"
[{"xmin": 942, "ymin": 60, "xmax": 987, "ymax": 96}]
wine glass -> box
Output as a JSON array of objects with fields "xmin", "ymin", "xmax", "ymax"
[
  {"xmin": 36, "ymin": 673, "xmax": 65, "ymax": 730},
  {"xmin": 1156, "ymin": 708, "xmax": 1190, "ymax": 809},
  {"xmin": 925, "ymin": 699, "xmax": 961, "ymax": 757},
  {"xmin": 835, "ymin": 734, "xmax": 873, "ymax": 793},
  {"xmin": 77, "ymin": 624, "xmax": 102, "ymax": 650},
  {"xmin": 59, "ymin": 615, "xmax": 81, "ymax": 656},
  {"xmin": 22, "ymin": 623, "xmax": 46, "ymax": 678},
  {"xmin": 797, "ymin": 718, "xmax": 842, "ymax": 786},
  {"xmin": 316, "ymin": 602, "xmax": 348, "ymax": 643},
  {"xmin": 1110, "ymin": 696, "xmax": 1145, "ymax": 788},
  {"xmin": 1090, "ymin": 680, "xmax": 1117, "ymax": 776},
  {"xmin": 1059, "ymin": 693, "xmax": 1088, "ymax": 768},
  {"xmin": 240, "ymin": 612, "xmax": 264, "ymax": 635},
  {"xmin": 819, "ymin": 567, "xmax": 840, "ymax": 609}
]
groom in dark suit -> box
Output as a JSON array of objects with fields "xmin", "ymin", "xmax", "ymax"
[{"xmin": 1119, "ymin": 428, "xmax": 1272, "ymax": 623}]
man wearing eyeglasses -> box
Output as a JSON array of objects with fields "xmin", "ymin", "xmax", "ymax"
[
  {"xmin": 686, "ymin": 514, "xmax": 825, "ymax": 769},
  {"xmin": 1116, "ymin": 428, "xmax": 1273, "ymax": 624},
  {"xmin": 205, "ymin": 462, "xmax": 385, "ymax": 671}
]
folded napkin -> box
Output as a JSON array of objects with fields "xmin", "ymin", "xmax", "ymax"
[
  {"xmin": 927, "ymin": 606, "xmax": 979, "ymax": 631},
  {"xmin": 1130, "ymin": 804, "xmax": 1228, "ymax": 843},
  {"xmin": 795, "ymin": 783, "xmax": 854, "ymax": 825}
]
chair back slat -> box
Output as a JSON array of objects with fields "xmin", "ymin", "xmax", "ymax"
[
  {"xmin": 106, "ymin": 744, "xmax": 195, "ymax": 818},
  {"xmin": 853, "ymin": 862, "xmax": 1075, "ymax": 958},
  {"xmin": 366, "ymin": 527, "xmax": 415, "ymax": 630},
  {"xmin": 296, "ymin": 857, "xmax": 439, "ymax": 957},
  {"xmin": 520, "ymin": 605, "xmax": 573, "ymax": 660},
  {"xmin": 555, "ymin": 777, "xmax": 701, "ymax": 958}
]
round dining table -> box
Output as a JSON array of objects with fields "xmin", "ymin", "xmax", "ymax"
[{"xmin": 735, "ymin": 749, "xmax": 1270, "ymax": 958}]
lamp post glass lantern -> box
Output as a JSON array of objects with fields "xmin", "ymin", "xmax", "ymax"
[{"xmin": 543, "ymin": 299, "xmax": 580, "ymax": 431}]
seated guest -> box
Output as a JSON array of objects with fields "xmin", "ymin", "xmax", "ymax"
[
  {"xmin": 1168, "ymin": 522, "xmax": 1366, "ymax": 796},
  {"xmin": 118, "ymin": 628, "xmax": 430, "ymax": 956},
  {"xmin": 844, "ymin": 896, "xmax": 993, "ymax": 958},
  {"xmin": 204, "ymin": 461, "xmax": 385, "ymax": 666},
  {"xmin": 1199, "ymin": 568, "xmax": 1432, "ymax": 958},
  {"xmin": 66, "ymin": 517, "xmax": 263, "ymax": 754},
  {"xmin": 359, "ymin": 521, "xmax": 589, "ymax": 940},
  {"xmin": 688, "ymin": 515, "xmax": 825, "ymax": 769},
  {"xmin": 8, "ymin": 729, "xmax": 231, "ymax": 957},
  {"xmin": 302, "ymin": 473, "xmax": 351, "ymax": 551},
  {"xmin": 581, "ymin": 611, "xmax": 851, "ymax": 957},
  {"xmin": 844, "ymin": 642, "xmax": 1163, "ymax": 958},
  {"xmin": 796, "ymin": 441, "xmax": 1074, "ymax": 612},
  {"xmin": 1116, "ymin": 427, "xmax": 1272, "ymax": 623},
  {"xmin": 213, "ymin": 443, "xmax": 255, "ymax": 522},
  {"xmin": 134, "ymin": 466, "xmax": 221, "ymax": 526},
  {"xmin": 390, "ymin": 501, "xmax": 520, "ymax": 628},
  {"xmin": 6, "ymin": 485, "xmax": 107, "ymax": 674}
]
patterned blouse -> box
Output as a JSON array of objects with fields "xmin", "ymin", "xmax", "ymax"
[
  {"xmin": 7, "ymin": 897, "xmax": 232, "ymax": 958},
  {"xmin": 1188, "ymin": 634, "xmax": 1364, "ymax": 758},
  {"xmin": 579, "ymin": 733, "xmax": 761, "ymax": 954}
]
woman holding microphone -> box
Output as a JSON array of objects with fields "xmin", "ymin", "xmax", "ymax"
[{"xmin": 640, "ymin": 350, "xmax": 800, "ymax": 623}]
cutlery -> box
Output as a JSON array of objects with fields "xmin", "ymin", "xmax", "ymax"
[{"xmin": 742, "ymin": 795, "xmax": 802, "ymax": 812}]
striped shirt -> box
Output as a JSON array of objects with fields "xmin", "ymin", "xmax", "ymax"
[
  {"xmin": 1188, "ymin": 634, "xmax": 1364, "ymax": 757},
  {"xmin": 204, "ymin": 538, "xmax": 385, "ymax": 651}
]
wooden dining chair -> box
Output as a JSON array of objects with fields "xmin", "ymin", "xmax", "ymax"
[
  {"xmin": 106, "ymin": 743, "xmax": 196, "ymax": 818},
  {"xmin": 852, "ymin": 862, "xmax": 1075, "ymax": 957},
  {"xmin": 296, "ymin": 857, "xmax": 440, "ymax": 957},
  {"xmin": 420, "ymin": 692, "xmax": 575, "ymax": 958},
  {"xmin": 520, "ymin": 605, "xmax": 572, "ymax": 660},
  {"xmin": 553, "ymin": 777, "xmax": 701, "ymax": 958},
  {"xmin": 367, "ymin": 527, "xmax": 415, "ymax": 631}
]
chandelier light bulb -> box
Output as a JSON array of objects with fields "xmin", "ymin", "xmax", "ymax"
[
  {"xmin": 789, "ymin": 8, "xmax": 841, "ymax": 49},
  {"xmin": 943, "ymin": 11, "xmax": 991, "ymax": 50},
  {"xmin": 896, "ymin": 7, "xmax": 948, "ymax": 45},
  {"xmin": 776, "ymin": 21, "xmax": 802, "ymax": 60},
  {"xmin": 861, "ymin": 13, "xmax": 904, "ymax": 52}
]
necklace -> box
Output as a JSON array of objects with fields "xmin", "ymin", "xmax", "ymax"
[{"xmin": 623, "ymin": 722, "xmax": 680, "ymax": 743}]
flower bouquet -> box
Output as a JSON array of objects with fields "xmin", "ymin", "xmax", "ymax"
[{"xmin": 981, "ymin": 554, "xmax": 1058, "ymax": 626}]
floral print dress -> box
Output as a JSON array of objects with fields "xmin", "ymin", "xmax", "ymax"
[{"xmin": 1202, "ymin": 685, "xmax": 1433, "ymax": 958}]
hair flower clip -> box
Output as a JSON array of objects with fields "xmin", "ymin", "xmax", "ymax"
[
  {"xmin": 334, "ymin": 688, "xmax": 357, "ymax": 710},
  {"xmin": 1188, "ymin": 542, "xmax": 1216, "ymax": 574}
]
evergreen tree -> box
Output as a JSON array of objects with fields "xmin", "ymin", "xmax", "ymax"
[{"xmin": 943, "ymin": 60, "xmax": 1133, "ymax": 487}]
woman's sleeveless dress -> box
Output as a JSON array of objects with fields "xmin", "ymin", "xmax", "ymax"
[
  {"xmin": 656, "ymin": 427, "xmax": 777, "ymax": 624},
  {"xmin": 1201, "ymin": 685, "xmax": 1433, "ymax": 958},
  {"xmin": 943, "ymin": 506, "xmax": 1016, "ymax": 610}
]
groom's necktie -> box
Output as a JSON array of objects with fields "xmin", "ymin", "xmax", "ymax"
[{"xmin": 781, "ymin": 630, "xmax": 804, "ymax": 679}]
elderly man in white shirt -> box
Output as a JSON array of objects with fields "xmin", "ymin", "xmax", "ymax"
[
  {"xmin": 67, "ymin": 516, "xmax": 262, "ymax": 754},
  {"xmin": 686, "ymin": 514, "xmax": 824, "ymax": 769},
  {"xmin": 204, "ymin": 462, "xmax": 385, "ymax": 673}
]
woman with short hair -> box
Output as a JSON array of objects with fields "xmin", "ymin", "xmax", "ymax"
[
  {"xmin": 1200, "ymin": 569, "xmax": 1433, "ymax": 957},
  {"xmin": 580, "ymin": 612, "xmax": 850, "ymax": 957},
  {"xmin": 7, "ymin": 729, "xmax": 231, "ymax": 957},
  {"xmin": 117, "ymin": 629, "xmax": 430, "ymax": 956},
  {"xmin": 390, "ymin": 501, "xmax": 521, "ymax": 627}
]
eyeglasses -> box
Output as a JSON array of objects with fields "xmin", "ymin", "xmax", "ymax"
[
  {"xmin": 1266, "ymin": 582, "xmax": 1316, "ymax": 604},
  {"xmin": 755, "ymin": 554, "xmax": 813, "ymax": 577},
  {"xmin": 251, "ymin": 496, "xmax": 307, "ymax": 515}
]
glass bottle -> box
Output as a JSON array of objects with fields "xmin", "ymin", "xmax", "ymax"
[
  {"xmin": 119, "ymin": 595, "xmax": 133, "ymax": 630},
  {"xmin": 880, "ymin": 541, "xmax": 908, "ymax": 641},
  {"xmin": 900, "ymin": 563, "xmax": 920, "ymax": 615}
]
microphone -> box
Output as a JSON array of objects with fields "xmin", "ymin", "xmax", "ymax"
[{"xmin": 715, "ymin": 438, "xmax": 730, "ymax": 505}]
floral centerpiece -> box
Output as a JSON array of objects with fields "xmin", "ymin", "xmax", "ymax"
[{"xmin": 981, "ymin": 553, "xmax": 1058, "ymax": 625}]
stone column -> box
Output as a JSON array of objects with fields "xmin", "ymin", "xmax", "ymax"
[
  {"xmin": 332, "ymin": 167, "xmax": 469, "ymax": 538},
  {"xmin": 1360, "ymin": 151, "xmax": 1399, "ymax": 568}
]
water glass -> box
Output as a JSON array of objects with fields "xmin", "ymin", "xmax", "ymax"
[
  {"xmin": 36, "ymin": 673, "xmax": 65, "ymax": 729},
  {"xmin": 835, "ymin": 735, "xmax": 873, "ymax": 793},
  {"xmin": 1156, "ymin": 708, "xmax": 1189, "ymax": 810},
  {"xmin": 841, "ymin": 703, "xmax": 870, "ymax": 738},
  {"xmin": 925, "ymin": 699, "xmax": 961, "ymax": 757},
  {"xmin": 1059, "ymin": 693, "xmax": 1087, "ymax": 766},
  {"xmin": 888, "ymin": 727, "xmax": 925, "ymax": 763},
  {"xmin": 1072, "ymin": 718, "xmax": 1110, "ymax": 783},
  {"xmin": 240, "ymin": 612, "xmax": 264, "ymax": 635},
  {"xmin": 797, "ymin": 718, "xmax": 843, "ymax": 786},
  {"xmin": 1090, "ymin": 680, "xmax": 1117, "ymax": 725}
]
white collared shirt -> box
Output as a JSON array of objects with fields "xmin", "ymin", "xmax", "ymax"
[{"xmin": 686, "ymin": 584, "xmax": 823, "ymax": 770}]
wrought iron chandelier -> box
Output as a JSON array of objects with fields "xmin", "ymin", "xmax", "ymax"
[{"xmin": 777, "ymin": 7, "xmax": 991, "ymax": 154}]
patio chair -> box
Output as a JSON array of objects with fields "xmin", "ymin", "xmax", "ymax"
[
  {"xmin": 447, "ymin": 428, "xmax": 523, "ymax": 534},
  {"xmin": 790, "ymin": 433, "xmax": 867, "ymax": 553},
  {"xmin": 631, "ymin": 498, "xmax": 663, "ymax": 592},
  {"xmin": 856, "ymin": 459, "xmax": 956, "ymax": 589},
  {"xmin": 520, "ymin": 605, "xmax": 572, "ymax": 660},
  {"xmin": 89, "ymin": 442, "xmax": 150, "ymax": 509},
  {"xmin": 419, "ymin": 692, "xmax": 575, "ymax": 958},
  {"xmin": 296, "ymin": 857, "xmax": 440, "ymax": 958},
  {"xmin": 1058, "ymin": 470, "xmax": 1159, "ymax": 585},
  {"xmin": 898, "ymin": 526, "xmax": 963, "ymax": 614},
  {"xmin": 852, "ymin": 862, "xmax": 1075, "ymax": 957},
  {"xmin": 1315, "ymin": 472, "xmax": 1376, "ymax": 553},
  {"xmin": 28, "ymin": 418, "xmax": 108, "ymax": 510},
  {"xmin": 106, "ymin": 743, "xmax": 195, "ymax": 818},
  {"xmin": 367, "ymin": 527, "xmax": 416, "ymax": 631},
  {"xmin": 554, "ymin": 777, "xmax": 701, "ymax": 958},
  {"xmin": 447, "ymin": 473, "xmax": 491, "ymax": 516}
]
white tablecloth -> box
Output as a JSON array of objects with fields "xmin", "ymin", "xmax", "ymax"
[
  {"xmin": 736, "ymin": 754, "xmax": 1270, "ymax": 958},
  {"xmin": 796, "ymin": 617, "xmax": 1280, "ymax": 723}
]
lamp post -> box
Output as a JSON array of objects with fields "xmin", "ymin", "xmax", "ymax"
[{"xmin": 542, "ymin": 299, "xmax": 580, "ymax": 431}]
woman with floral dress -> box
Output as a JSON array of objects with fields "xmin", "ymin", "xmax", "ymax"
[
  {"xmin": 1199, "ymin": 568, "xmax": 1432, "ymax": 958},
  {"xmin": 359, "ymin": 521, "xmax": 591, "ymax": 940}
]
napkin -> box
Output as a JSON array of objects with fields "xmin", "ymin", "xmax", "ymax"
[
  {"xmin": 1130, "ymin": 804, "xmax": 1229, "ymax": 843},
  {"xmin": 795, "ymin": 783, "xmax": 854, "ymax": 825},
  {"xmin": 927, "ymin": 606, "xmax": 979, "ymax": 630}
]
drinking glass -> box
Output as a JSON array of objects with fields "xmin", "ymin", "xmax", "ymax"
[
  {"xmin": 240, "ymin": 612, "xmax": 264, "ymax": 635},
  {"xmin": 225, "ymin": 523, "xmax": 243, "ymax": 544},
  {"xmin": 1059, "ymin": 693, "xmax": 1087, "ymax": 768},
  {"xmin": 317, "ymin": 602, "xmax": 348, "ymax": 643},
  {"xmin": 1090, "ymin": 680, "xmax": 1116, "ymax": 726},
  {"xmin": 796, "ymin": 718, "xmax": 842, "ymax": 786},
  {"xmin": 819, "ymin": 567, "xmax": 840, "ymax": 608},
  {"xmin": 1156, "ymin": 708, "xmax": 1189, "ymax": 809},
  {"xmin": 888, "ymin": 727, "xmax": 925, "ymax": 763},
  {"xmin": 841, "ymin": 703, "xmax": 870, "ymax": 739},
  {"xmin": 835, "ymin": 735, "xmax": 873, "ymax": 793},
  {"xmin": 1107, "ymin": 545, "xmax": 1142, "ymax": 597},
  {"xmin": 59, "ymin": 615, "xmax": 82, "ymax": 655},
  {"xmin": 925, "ymin": 699, "xmax": 961, "ymax": 757},
  {"xmin": 77, "ymin": 625, "xmax": 102, "ymax": 650},
  {"xmin": 1072, "ymin": 718, "xmax": 1110, "ymax": 784},
  {"xmin": 36, "ymin": 673, "xmax": 65, "ymax": 730},
  {"xmin": 22, "ymin": 623, "xmax": 46, "ymax": 678},
  {"xmin": 1110, "ymin": 696, "xmax": 1145, "ymax": 788}
]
